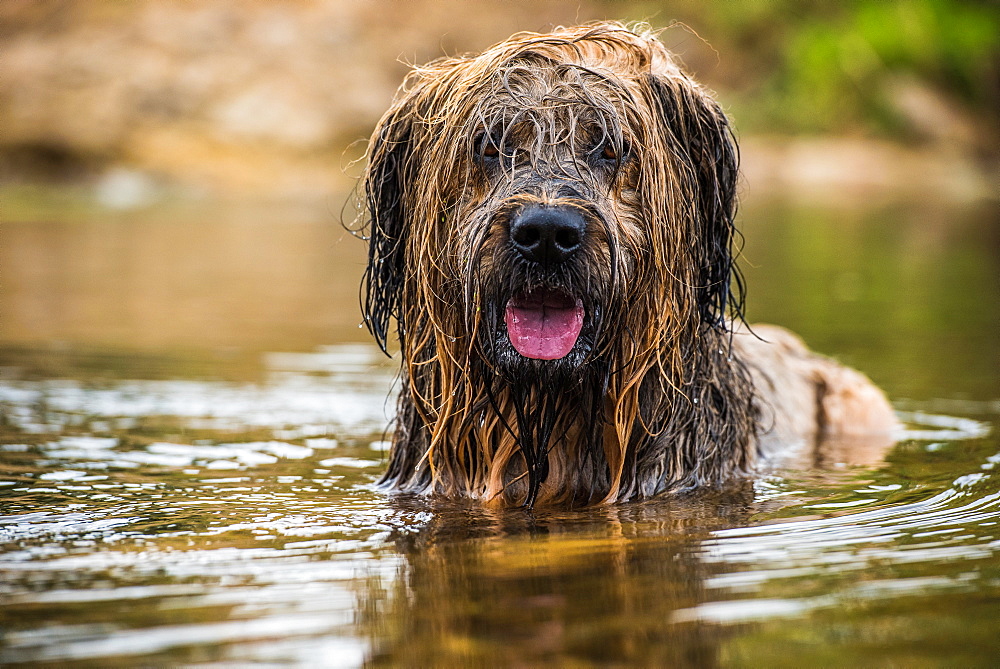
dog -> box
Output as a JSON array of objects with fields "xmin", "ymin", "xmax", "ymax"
[{"xmin": 360, "ymin": 22, "xmax": 897, "ymax": 508}]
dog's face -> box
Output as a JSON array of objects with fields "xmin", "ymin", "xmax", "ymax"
[
  {"xmin": 364, "ymin": 24, "xmax": 740, "ymax": 386},
  {"xmin": 460, "ymin": 62, "xmax": 643, "ymax": 378}
]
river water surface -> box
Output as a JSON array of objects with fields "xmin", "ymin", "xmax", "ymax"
[{"xmin": 1, "ymin": 190, "xmax": 998, "ymax": 666}]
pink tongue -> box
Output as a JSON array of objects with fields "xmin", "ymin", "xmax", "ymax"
[{"xmin": 504, "ymin": 294, "xmax": 584, "ymax": 360}]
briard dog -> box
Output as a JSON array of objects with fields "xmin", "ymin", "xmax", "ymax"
[{"xmin": 360, "ymin": 22, "xmax": 897, "ymax": 508}]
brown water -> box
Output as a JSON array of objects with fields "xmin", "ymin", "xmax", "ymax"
[{"xmin": 1, "ymin": 189, "xmax": 998, "ymax": 666}]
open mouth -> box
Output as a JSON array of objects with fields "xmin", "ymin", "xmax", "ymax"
[{"xmin": 504, "ymin": 288, "xmax": 585, "ymax": 360}]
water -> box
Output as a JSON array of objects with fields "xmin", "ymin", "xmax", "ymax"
[{"xmin": 1, "ymin": 191, "xmax": 998, "ymax": 666}]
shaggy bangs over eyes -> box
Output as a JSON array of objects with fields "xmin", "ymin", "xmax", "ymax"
[{"xmin": 460, "ymin": 58, "xmax": 638, "ymax": 181}]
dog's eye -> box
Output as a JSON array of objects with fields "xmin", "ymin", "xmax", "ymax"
[
  {"xmin": 476, "ymin": 133, "xmax": 503, "ymax": 163},
  {"xmin": 595, "ymin": 140, "xmax": 628, "ymax": 165}
]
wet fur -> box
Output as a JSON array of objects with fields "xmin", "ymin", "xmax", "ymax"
[{"xmin": 361, "ymin": 22, "xmax": 896, "ymax": 508}]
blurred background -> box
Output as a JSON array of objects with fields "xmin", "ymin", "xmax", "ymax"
[
  {"xmin": 1, "ymin": 0, "xmax": 998, "ymax": 398},
  {"xmin": 2, "ymin": 0, "xmax": 996, "ymax": 197}
]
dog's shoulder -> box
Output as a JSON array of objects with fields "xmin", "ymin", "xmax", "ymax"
[{"xmin": 731, "ymin": 323, "xmax": 898, "ymax": 464}]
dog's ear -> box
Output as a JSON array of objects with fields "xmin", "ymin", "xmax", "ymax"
[
  {"xmin": 646, "ymin": 74, "xmax": 743, "ymax": 330},
  {"xmin": 362, "ymin": 90, "xmax": 423, "ymax": 354}
]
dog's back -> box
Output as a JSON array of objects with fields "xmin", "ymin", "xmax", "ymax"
[{"xmin": 733, "ymin": 324, "xmax": 897, "ymax": 464}]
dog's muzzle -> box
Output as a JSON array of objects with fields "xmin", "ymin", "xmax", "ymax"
[{"xmin": 504, "ymin": 205, "xmax": 587, "ymax": 361}]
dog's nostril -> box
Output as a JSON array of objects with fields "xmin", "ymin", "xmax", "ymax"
[
  {"xmin": 509, "ymin": 206, "xmax": 586, "ymax": 266},
  {"xmin": 513, "ymin": 226, "xmax": 540, "ymax": 247},
  {"xmin": 554, "ymin": 228, "xmax": 580, "ymax": 251}
]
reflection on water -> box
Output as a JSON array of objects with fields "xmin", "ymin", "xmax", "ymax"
[
  {"xmin": 0, "ymin": 199, "xmax": 369, "ymax": 371},
  {"xmin": 1, "ymin": 195, "xmax": 999, "ymax": 665}
]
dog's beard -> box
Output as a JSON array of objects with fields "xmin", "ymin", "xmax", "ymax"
[
  {"xmin": 504, "ymin": 378, "xmax": 605, "ymax": 507},
  {"xmin": 474, "ymin": 324, "xmax": 612, "ymax": 507},
  {"xmin": 472, "ymin": 280, "xmax": 612, "ymax": 507}
]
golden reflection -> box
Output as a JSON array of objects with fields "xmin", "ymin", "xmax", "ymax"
[
  {"xmin": 1, "ymin": 201, "xmax": 368, "ymax": 358},
  {"xmin": 358, "ymin": 491, "xmax": 756, "ymax": 666}
]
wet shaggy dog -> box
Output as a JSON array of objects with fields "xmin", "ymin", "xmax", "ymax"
[{"xmin": 361, "ymin": 23, "xmax": 897, "ymax": 508}]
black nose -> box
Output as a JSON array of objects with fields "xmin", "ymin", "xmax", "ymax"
[{"xmin": 509, "ymin": 206, "xmax": 586, "ymax": 266}]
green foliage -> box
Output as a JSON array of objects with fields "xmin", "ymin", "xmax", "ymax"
[
  {"xmin": 735, "ymin": 0, "xmax": 998, "ymax": 136},
  {"xmin": 776, "ymin": 0, "xmax": 996, "ymax": 134},
  {"xmin": 622, "ymin": 0, "xmax": 999, "ymax": 138}
]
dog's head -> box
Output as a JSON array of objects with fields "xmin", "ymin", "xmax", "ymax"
[{"xmin": 363, "ymin": 22, "xmax": 741, "ymax": 384}]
